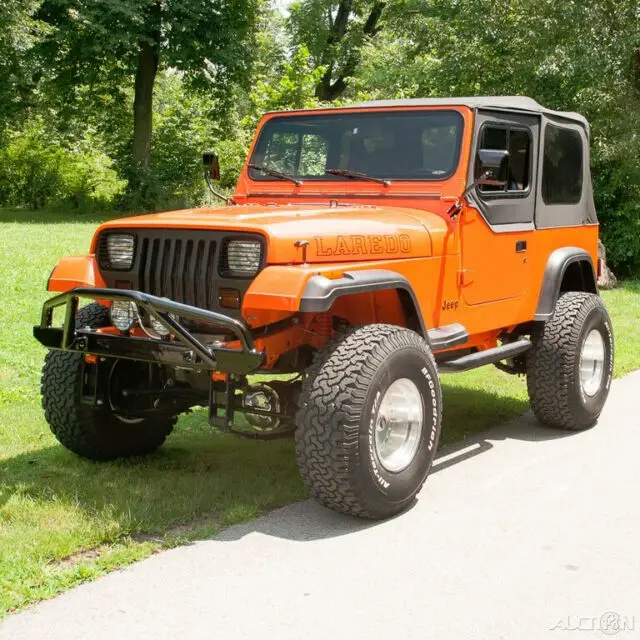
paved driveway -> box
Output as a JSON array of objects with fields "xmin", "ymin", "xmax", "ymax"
[{"xmin": 2, "ymin": 371, "xmax": 639, "ymax": 640}]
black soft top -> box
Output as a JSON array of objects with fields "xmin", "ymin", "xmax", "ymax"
[
  {"xmin": 350, "ymin": 96, "xmax": 588, "ymax": 128},
  {"xmin": 267, "ymin": 96, "xmax": 587, "ymax": 129}
]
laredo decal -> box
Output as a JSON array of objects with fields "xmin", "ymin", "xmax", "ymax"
[{"xmin": 315, "ymin": 234, "xmax": 412, "ymax": 256}]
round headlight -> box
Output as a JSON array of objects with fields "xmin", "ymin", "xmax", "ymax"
[
  {"xmin": 149, "ymin": 314, "xmax": 176, "ymax": 337},
  {"xmin": 225, "ymin": 240, "xmax": 262, "ymax": 277},
  {"xmin": 106, "ymin": 234, "xmax": 135, "ymax": 270},
  {"xmin": 110, "ymin": 301, "xmax": 137, "ymax": 332}
]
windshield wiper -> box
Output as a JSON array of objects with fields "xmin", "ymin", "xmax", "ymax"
[
  {"xmin": 325, "ymin": 168, "xmax": 391, "ymax": 187},
  {"xmin": 248, "ymin": 164, "xmax": 302, "ymax": 186}
]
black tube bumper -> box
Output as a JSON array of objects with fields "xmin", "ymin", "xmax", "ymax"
[{"xmin": 33, "ymin": 287, "xmax": 265, "ymax": 375}]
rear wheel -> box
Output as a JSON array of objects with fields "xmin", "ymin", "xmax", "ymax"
[
  {"xmin": 41, "ymin": 303, "xmax": 176, "ymax": 461},
  {"xmin": 295, "ymin": 325, "xmax": 442, "ymax": 519},
  {"xmin": 526, "ymin": 292, "xmax": 614, "ymax": 430}
]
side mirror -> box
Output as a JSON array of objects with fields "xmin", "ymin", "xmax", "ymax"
[
  {"xmin": 203, "ymin": 151, "xmax": 220, "ymax": 181},
  {"xmin": 476, "ymin": 148, "xmax": 509, "ymax": 187}
]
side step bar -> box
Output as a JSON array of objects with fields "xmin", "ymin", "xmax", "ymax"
[
  {"xmin": 438, "ymin": 338, "xmax": 532, "ymax": 373},
  {"xmin": 427, "ymin": 323, "xmax": 469, "ymax": 350}
]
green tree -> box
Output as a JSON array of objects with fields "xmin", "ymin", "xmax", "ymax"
[
  {"xmin": 36, "ymin": 0, "xmax": 263, "ymax": 174},
  {"xmin": 288, "ymin": 0, "xmax": 386, "ymax": 101},
  {"xmin": 0, "ymin": 1, "xmax": 49, "ymax": 129},
  {"xmin": 245, "ymin": 45, "xmax": 325, "ymax": 127}
]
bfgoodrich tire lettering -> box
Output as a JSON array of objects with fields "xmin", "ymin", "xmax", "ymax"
[
  {"xmin": 526, "ymin": 292, "xmax": 614, "ymax": 430},
  {"xmin": 295, "ymin": 325, "xmax": 442, "ymax": 519}
]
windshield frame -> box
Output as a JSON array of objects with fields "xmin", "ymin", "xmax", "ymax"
[{"xmin": 247, "ymin": 108, "xmax": 465, "ymax": 184}]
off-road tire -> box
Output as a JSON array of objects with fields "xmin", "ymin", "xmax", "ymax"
[
  {"xmin": 295, "ymin": 325, "xmax": 442, "ymax": 519},
  {"xmin": 527, "ymin": 292, "xmax": 614, "ymax": 430},
  {"xmin": 41, "ymin": 303, "xmax": 176, "ymax": 461}
]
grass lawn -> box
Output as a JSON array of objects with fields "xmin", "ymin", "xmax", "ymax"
[{"xmin": 1, "ymin": 208, "xmax": 639, "ymax": 617}]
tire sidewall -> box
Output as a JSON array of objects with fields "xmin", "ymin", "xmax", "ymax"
[
  {"xmin": 571, "ymin": 302, "xmax": 614, "ymax": 420},
  {"xmin": 42, "ymin": 302, "xmax": 175, "ymax": 460},
  {"xmin": 356, "ymin": 345, "xmax": 442, "ymax": 509}
]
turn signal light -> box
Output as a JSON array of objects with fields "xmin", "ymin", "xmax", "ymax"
[{"xmin": 219, "ymin": 288, "xmax": 241, "ymax": 309}]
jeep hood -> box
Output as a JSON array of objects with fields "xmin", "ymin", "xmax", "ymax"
[{"xmin": 94, "ymin": 204, "xmax": 450, "ymax": 264}]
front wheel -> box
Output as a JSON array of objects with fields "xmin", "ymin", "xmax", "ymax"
[
  {"xmin": 527, "ymin": 292, "xmax": 614, "ymax": 430},
  {"xmin": 41, "ymin": 303, "xmax": 176, "ymax": 461},
  {"xmin": 295, "ymin": 325, "xmax": 442, "ymax": 519}
]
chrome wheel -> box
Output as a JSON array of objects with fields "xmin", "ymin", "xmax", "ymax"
[
  {"xmin": 374, "ymin": 378, "xmax": 423, "ymax": 473},
  {"xmin": 579, "ymin": 329, "xmax": 605, "ymax": 397}
]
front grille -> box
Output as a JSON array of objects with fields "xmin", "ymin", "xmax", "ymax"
[
  {"xmin": 96, "ymin": 229, "xmax": 265, "ymax": 317},
  {"xmin": 138, "ymin": 236, "xmax": 217, "ymax": 309}
]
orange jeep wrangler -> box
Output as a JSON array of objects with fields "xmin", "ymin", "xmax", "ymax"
[{"xmin": 34, "ymin": 97, "xmax": 614, "ymax": 519}]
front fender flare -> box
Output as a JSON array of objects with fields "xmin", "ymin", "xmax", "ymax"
[
  {"xmin": 47, "ymin": 255, "xmax": 106, "ymax": 292},
  {"xmin": 299, "ymin": 269, "xmax": 428, "ymax": 337}
]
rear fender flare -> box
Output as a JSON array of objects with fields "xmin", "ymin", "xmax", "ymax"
[{"xmin": 534, "ymin": 247, "xmax": 597, "ymax": 321}]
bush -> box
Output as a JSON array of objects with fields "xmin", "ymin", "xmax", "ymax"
[
  {"xmin": 0, "ymin": 120, "xmax": 125, "ymax": 211},
  {"xmin": 592, "ymin": 153, "xmax": 640, "ymax": 277},
  {"xmin": 118, "ymin": 71, "xmax": 249, "ymax": 212}
]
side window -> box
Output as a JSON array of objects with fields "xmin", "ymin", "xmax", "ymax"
[
  {"xmin": 509, "ymin": 130, "xmax": 531, "ymax": 191},
  {"xmin": 542, "ymin": 125, "xmax": 583, "ymax": 204},
  {"xmin": 477, "ymin": 125, "xmax": 531, "ymax": 194}
]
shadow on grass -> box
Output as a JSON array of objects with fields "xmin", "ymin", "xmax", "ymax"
[
  {"xmin": 0, "ymin": 416, "xmax": 305, "ymax": 547},
  {"xmin": 0, "ymin": 385, "xmax": 580, "ymax": 548}
]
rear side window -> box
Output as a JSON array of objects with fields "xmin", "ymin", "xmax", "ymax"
[
  {"xmin": 542, "ymin": 125, "xmax": 583, "ymax": 204},
  {"xmin": 476, "ymin": 125, "xmax": 531, "ymax": 194}
]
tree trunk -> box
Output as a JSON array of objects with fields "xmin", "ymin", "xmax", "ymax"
[
  {"xmin": 315, "ymin": 1, "xmax": 385, "ymax": 102},
  {"xmin": 132, "ymin": 3, "xmax": 161, "ymax": 171},
  {"xmin": 316, "ymin": 0, "xmax": 353, "ymax": 101}
]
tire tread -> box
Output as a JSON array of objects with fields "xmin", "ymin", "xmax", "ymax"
[
  {"xmin": 295, "ymin": 324, "xmax": 438, "ymax": 518},
  {"xmin": 527, "ymin": 292, "xmax": 611, "ymax": 430},
  {"xmin": 41, "ymin": 303, "xmax": 176, "ymax": 460}
]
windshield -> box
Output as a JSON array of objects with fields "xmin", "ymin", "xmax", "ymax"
[{"xmin": 249, "ymin": 110, "xmax": 464, "ymax": 182}]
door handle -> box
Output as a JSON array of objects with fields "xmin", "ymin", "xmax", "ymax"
[{"xmin": 515, "ymin": 240, "xmax": 527, "ymax": 253}]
